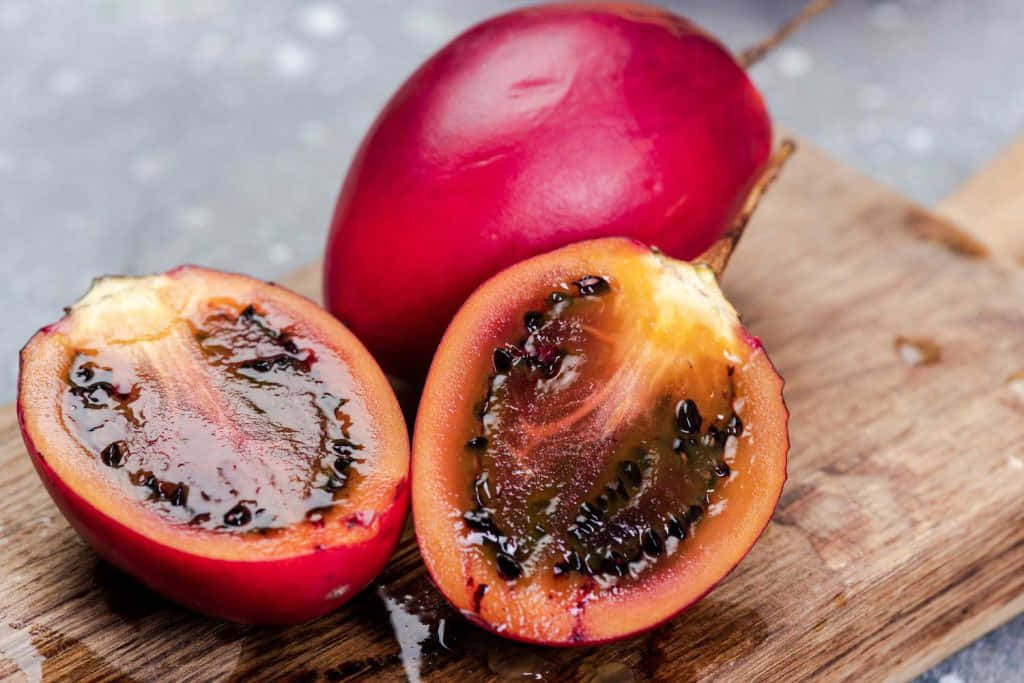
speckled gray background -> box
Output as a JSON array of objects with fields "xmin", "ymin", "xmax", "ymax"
[{"xmin": 0, "ymin": 1, "xmax": 1021, "ymax": 680}]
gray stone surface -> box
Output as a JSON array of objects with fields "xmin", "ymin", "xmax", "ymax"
[{"xmin": 0, "ymin": 0, "xmax": 1020, "ymax": 679}]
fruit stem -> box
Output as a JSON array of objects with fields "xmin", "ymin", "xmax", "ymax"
[
  {"xmin": 737, "ymin": 0, "xmax": 837, "ymax": 68},
  {"xmin": 695, "ymin": 139, "xmax": 796, "ymax": 278}
]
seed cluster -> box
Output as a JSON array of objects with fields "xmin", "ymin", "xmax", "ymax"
[
  {"xmin": 68, "ymin": 361, "xmax": 139, "ymax": 418},
  {"xmin": 65, "ymin": 302, "xmax": 365, "ymax": 533},
  {"xmin": 462, "ymin": 274, "xmax": 745, "ymax": 583},
  {"xmin": 191, "ymin": 304, "xmax": 365, "ymax": 530},
  {"xmin": 226, "ymin": 304, "xmax": 313, "ymax": 376},
  {"xmin": 129, "ymin": 469, "xmax": 190, "ymax": 508},
  {"xmin": 464, "ymin": 276, "xmax": 615, "ymax": 581},
  {"xmin": 672, "ymin": 400, "xmax": 742, "ymax": 472},
  {"xmin": 551, "ymin": 395, "xmax": 740, "ymax": 580}
]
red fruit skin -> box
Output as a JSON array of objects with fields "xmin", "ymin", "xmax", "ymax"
[
  {"xmin": 324, "ymin": 2, "xmax": 772, "ymax": 379},
  {"xmin": 18, "ymin": 393, "xmax": 409, "ymax": 624}
]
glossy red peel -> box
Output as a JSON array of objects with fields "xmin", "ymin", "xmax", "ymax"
[{"xmin": 324, "ymin": 2, "xmax": 772, "ymax": 379}]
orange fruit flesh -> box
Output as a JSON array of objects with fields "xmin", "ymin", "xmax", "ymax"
[{"xmin": 413, "ymin": 238, "xmax": 787, "ymax": 644}]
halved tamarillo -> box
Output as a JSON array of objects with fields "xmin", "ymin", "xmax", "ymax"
[
  {"xmin": 17, "ymin": 266, "xmax": 409, "ymax": 624},
  {"xmin": 412, "ymin": 238, "xmax": 787, "ymax": 644}
]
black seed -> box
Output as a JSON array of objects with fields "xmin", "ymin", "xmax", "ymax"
[
  {"xmin": 493, "ymin": 347, "xmax": 514, "ymax": 373},
  {"xmin": 726, "ymin": 414, "xmax": 744, "ymax": 437},
  {"xmin": 580, "ymin": 501, "xmax": 603, "ymax": 522},
  {"xmin": 189, "ymin": 513, "xmax": 211, "ymax": 526},
  {"xmin": 630, "ymin": 544, "xmax": 646, "ymax": 563},
  {"xmin": 553, "ymin": 562, "xmax": 568, "ymax": 576},
  {"xmin": 466, "ymin": 436, "xmax": 488, "ymax": 450},
  {"xmin": 567, "ymin": 551, "xmax": 584, "ymax": 572},
  {"xmin": 666, "ymin": 515, "xmax": 685, "ymax": 539},
  {"xmin": 574, "ymin": 275, "xmax": 610, "ymax": 297},
  {"xmin": 570, "ymin": 525, "xmax": 587, "ymax": 542},
  {"xmin": 524, "ymin": 311, "xmax": 544, "ymax": 333},
  {"xmin": 332, "ymin": 439, "xmax": 356, "ymax": 455},
  {"xmin": 685, "ymin": 505, "xmax": 704, "ymax": 523},
  {"xmin": 334, "ymin": 456, "xmax": 353, "ymax": 473},
  {"xmin": 473, "ymin": 475, "xmax": 492, "ymax": 507},
  {"xmin": 595, "ymin": 494, "xmax": 610, "ymax": 511},
  {"xmin": 676, "ymin": 399, "xmax": 702, "ymax": 434},
  {"xmin": 282, "ymin": 338, "xmax": 299, "ymax": 354},
  {"xmin": 620, "ymin": 460, "xmax": 643, "ymax": 487},
  {"xmin": 249, "ymin": 359, "xmax": 272, "ymax": 373},
  {"xmin": 704, "ymin": 426, "xmax": 727, "ymax": 449},
  {"xmin": 100, "ymin": 441, "xmax": 128, "ymax": 468},
  {"xmin": 224, "ymin": 504, "xmax": 252, "ymax": 527},
  {"xmin": 496, "ymin": 553, "xmax": 522, "ymax": 580},
  {"xmin": 325, "ymin": 474, "xmax": 347, "ymax": 492},
  {"xmin": 614, "ymin": 478, "xmax": 629, "ymax": 500},
  {"xmin": 240, "ymin": 305, "xmax": 255, "ymax": 319},
  {"xmin": 548, "ymin": 291, "xmax": 566, "ymax": 304},
  {"xmin": 642, "ymin": 529, "xmax": 664, "ymax": 556},
  {"xmin": 463, "ymin": 509, "xmax": 494, "ymax": 532},
  {"xmin": 574, "ymin": 518, "xmax": 597, "ymax": 535},
  {"xmin": 603, "ymin": 551, "xmax": 629, "ymax": 576},
  {"xmin": 76, "ymin": 365, "xmax": 95, "ymax": 383},
  {"xmin": 169, "ymin": 485, "xmax": 188, "ymax": 507},
  {"xmin": 714, "ymin": 462, "xmax": 731, "ymax": 478}
]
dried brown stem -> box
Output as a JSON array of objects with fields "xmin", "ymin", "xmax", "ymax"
[
  {"xmin": 738, "ymin": 0, "xmax": 838, "ymax": 68},
  {"xmin": 696, "ymin": 139, "xmax": 797, "ymax": 277}
]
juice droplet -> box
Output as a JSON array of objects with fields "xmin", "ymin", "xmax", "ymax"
[
  {"xmin": 378, "ymin": 588, "xmax": 431, "ymax": 683},
  {"xmin": 894, "ymin": 336, "xmax": 941, "ymax": 365}
]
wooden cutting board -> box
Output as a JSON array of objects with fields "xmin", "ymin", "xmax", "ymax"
[{"xmin": 1, "ymin": 137, "xmax": 1022, "ymax": 682}]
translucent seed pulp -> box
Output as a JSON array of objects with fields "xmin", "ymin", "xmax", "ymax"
[
  {"xmin": 460, "ymin": 274, "xmax": 743, "ymax": 584},
  {"xmin": 62, "ymin": 302, "xmax": 372, "ymax": 533}
]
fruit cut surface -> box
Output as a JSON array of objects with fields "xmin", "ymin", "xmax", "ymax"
[
  {"xmin": 324, "ymin": 3, "xmax": 772, "ymax": 379},
  {"xmin": 413, "ymin": 238, "xmax": 787, "ymax": 644},
  {"xmin": 18, "ymin": 266, "xmax": 409, "ymax": 623}
]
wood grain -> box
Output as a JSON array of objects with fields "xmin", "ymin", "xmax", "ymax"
[
  {"xmin": 1, "ymin": 139, "xmax": 1023, "ymax": 682},
  {"xmin": 937, "ymin": 136, "xmax": 1024, "ymax": 266}
]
